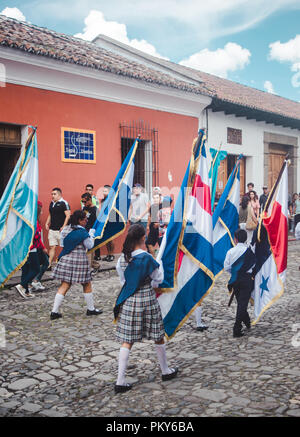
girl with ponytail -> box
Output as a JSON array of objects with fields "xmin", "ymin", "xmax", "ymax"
[
  {"xmin": 113, "ymin": 223, "xmax": 178, "ymax": 394},
  {"xmin": 50, "ymin": 210, "xmax": 102, "ymax": 320}
]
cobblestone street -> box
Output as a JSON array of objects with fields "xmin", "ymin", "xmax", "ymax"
[{"xmin": 0, "ymin": 241, "xmax": 299, "ymax": 418}]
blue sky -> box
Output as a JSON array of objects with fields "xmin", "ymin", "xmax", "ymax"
[{"xmin": 1, "ymin": 1, "xmax": 300, "ymax": 102}]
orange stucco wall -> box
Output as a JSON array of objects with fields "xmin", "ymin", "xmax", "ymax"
[{"xmin": 0, "ymin": 83, "xmax": 198, "ymax": 252}]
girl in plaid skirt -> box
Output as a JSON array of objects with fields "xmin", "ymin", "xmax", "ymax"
[
  {"xmin": 114, "ymin": 224, "xmax": 178, "ymax": 394},
  {"xmin": 50, "ymin": 210, "xmax": 102, "ymax": 320}
]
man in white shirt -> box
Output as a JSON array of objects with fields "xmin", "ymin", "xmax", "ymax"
[
  {"xmin": 224, "ymin": 229, "xmax": 256, "ymax": 338},
  {"xmin": 128, "ymin": 183, "xmax": 150, "ymax": 229}
]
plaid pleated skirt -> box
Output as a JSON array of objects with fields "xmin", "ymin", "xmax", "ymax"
[
  {"xmin": 52, "ymin": 244, "xmax": 91, "ymax": 284},
  {"xmin": 116, "ymin": 282, "xmax": 165, "ymax": 343}
]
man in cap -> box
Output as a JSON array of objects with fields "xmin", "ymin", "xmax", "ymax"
[{"xmin": 259, "ymin": 186, "xmax": 269, "ymax": 213}]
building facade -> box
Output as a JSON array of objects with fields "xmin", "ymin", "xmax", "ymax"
[{"xmin": 0, "ymin": 16, "xmax": 300, "ymax": 252}]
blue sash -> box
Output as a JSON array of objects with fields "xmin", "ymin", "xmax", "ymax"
[
  {"xmin": 58, "ymin": 227, "xmax": 89, "ymax": 260},
  {"xmin": 228, "ymin": 247, "xmax": 256, "ymax": 290},
  {"xmin": 114, "ymin": 252, "xmax": 160, "ymax": 320}
]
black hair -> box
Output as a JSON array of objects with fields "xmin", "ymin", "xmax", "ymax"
[
  {"xmin": 86, "ymin": 184, "xmax": 94, "ymax": 189},
  {"xmin": 104, "ymin": 184, "xmax": 111, "ymax": 189},
  {"xmin": 249, "ymin": 190, "xmax": 258, "ymax": 201},
  {"xmin": 241, "ymin": 196, "xmax": 249, "ymax": 209},
  {"xmin": 81, "ymin": 192, "xmax": 92, "ymax": 201},
  {"xmin": 122, "ymin": 224, "xmax": 146, "ymax": 263},
  {"xmin": 247, "ymin": 182, "xmax": 254, "ymax": 188},
  {"xmin": 234, "ymin": 228, "xmax": 247, "ymax": 243},
  {"xmin": 52, "ymin": 187, "xmax": 62, "ymax": 194},
  {"xmin": 69, "ymin": 210, "xmax": 86, "ymax": 228}
]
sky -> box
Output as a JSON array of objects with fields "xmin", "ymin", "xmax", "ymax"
[{"xmin": 1, "ymin": 1, "xmax": 300, "ymax": 102}]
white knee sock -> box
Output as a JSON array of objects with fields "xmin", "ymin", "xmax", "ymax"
[
  {"xmin": 52, "ymin": 293, "xmax": 64, "ymax": 313},
  {"xmin": 155, "ymin": 343, "xmax": 172, "ymax": 375},
  {"xmin": 195, "ymin": 306, "xmax": 203, "ymax": 327},
  {"xmin": 84, "ymin": 292, "xmax": 95, "ymax": 311},
  {"xmin": 116, "ymin": 347, "xmax": 130, "ymax": 385}
]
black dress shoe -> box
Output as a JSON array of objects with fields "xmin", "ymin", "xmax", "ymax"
[
  {"xmin": 50, "ymin": 312, "xmax": 62, "ymax": 320},
  {"xmin": 162, "ymin": 367, "xmax": 179, "ymax": 381},
  {"xmin": 86, "ymin": 308, "xmax": 103, "ymax": 316},
  {"xmin": 114, "ymin": 383, "xmax": 132, "ymax": 394},
  {"xmin": 233, "ymin": 332, "xmax": 244, "ymax": 338},
  {"xmin": 196, "ymin": 326, "xmax": 208, "ymax": 332}
]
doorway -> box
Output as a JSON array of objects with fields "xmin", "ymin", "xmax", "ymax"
[{"xmin": 0, "ymin": 124, "xmax": 22, "ymax": 198}]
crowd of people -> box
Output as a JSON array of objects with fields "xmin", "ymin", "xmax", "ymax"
[{"xmin": 12, "ymin": 179, "xmax": 298, "ymax": 393}]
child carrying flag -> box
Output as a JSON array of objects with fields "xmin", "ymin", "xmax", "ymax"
[
  {"xmin": 224, "ymin": 228, "xmax": 256, "ymax": 338},
  {"xmin": 114, "ymin": 224, "xmax": 178, "ymax": 394}
]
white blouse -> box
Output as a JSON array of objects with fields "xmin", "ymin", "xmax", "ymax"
[{"xmin": 116, "ymin": 249, "xmax": 164, "ymax": 288}]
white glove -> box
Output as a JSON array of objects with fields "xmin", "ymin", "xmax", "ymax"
[{"xmin": 89, "ymin": 229, "xmax": 96, "ymax": 238}]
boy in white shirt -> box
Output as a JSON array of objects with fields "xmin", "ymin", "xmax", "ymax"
[{"xmin": 224, "ymin": 229, "xmax": 256, "ymax": 338}]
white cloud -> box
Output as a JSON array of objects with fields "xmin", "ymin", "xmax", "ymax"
[
  {"xmin": 269, "ymin": 35, "xmax": 300, "ymax": 64},
  {"xmin": 269, "ymin": 35, "xmax": 300, "ymax": 88},
  {"xmin": 30, "ymin": 0, "xmax": 300, "ymax": 58},
  {"xmin": 264, "ymin": 80, "xmax": 275, "ymax": 94},
  {"xmin": 0, "ymin": 7, "xmax": 26, "ymax": 21},
  {"xmin": 179, "ymin": 43, "xmax": 251, "ymax": 78},
  {"xmin": 74, "ymin": 10, "xmax": 168, "ymax": 59}
]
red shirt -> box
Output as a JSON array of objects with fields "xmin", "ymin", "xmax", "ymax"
[{"xmin": 30, "ymin": 221, "xmax": 45, "ymax": 251}]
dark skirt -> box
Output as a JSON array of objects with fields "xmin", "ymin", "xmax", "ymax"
[
  {"xmin": 116, "ymin": 283, "xmax": 165, "ymax": 343},
  {"xmin": 52, "ymin": 244, "xmax": 91, "ymax": 284}
]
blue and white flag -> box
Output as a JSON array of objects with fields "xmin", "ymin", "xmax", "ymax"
[
  {"xmin": 90, "ymin": 138, "xmax": 139, "ymax": 251},
  {"xmin": 212, "ymin": 156, "xmax": 242, "ymax": 277},
  {"xmin": 157, "ymin": 130, "xmax": 215, "ymax": 339},
  {"xmin": 0, "ymin": 130, "xmax": 38, "ymax": 287}
]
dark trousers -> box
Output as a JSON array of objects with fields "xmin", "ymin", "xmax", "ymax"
[
  {"xmin": 233, "ymin": 275, "xmax": 253, "ymax": 335},
  {"xmin": 35, "ymin": 249, "xmax": 49, "ymax": 281},
  {"xmin": 295, "ymin": 214, "xmax": 300, "ymax": 229},
  {"xmin": 21, "ymin": 252, "xmax": 40, "ymax": 291}
]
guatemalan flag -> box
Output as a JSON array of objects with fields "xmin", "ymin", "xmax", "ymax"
[
  {"xmin": 0, "ymin": 129, "xmax": 38, "ymax": 288},
  {"xmin": 251, "ymin": 160, "xmax": 288, "ymax": 325},
  {"xmin": 212, "ymin": 157, "xmax": 242, "ymax": 277},
  {"xmin": 157, "ymin": 130, "xmax": 215, "ymax": 339},
  {"xmin": 90, "ymin": 138, "xmax": 139, "ymax": 251}
]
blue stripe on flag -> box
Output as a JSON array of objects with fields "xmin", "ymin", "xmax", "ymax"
[{"xmin": 163, "ymin": 268, "xmax": 213, "ymax": 338}]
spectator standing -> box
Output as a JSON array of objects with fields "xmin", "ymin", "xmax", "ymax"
[
  {"xmin": 259, "ymin": 186, "xmax": 269, "ymax": 213},
  {"xmin": 50, "ymin": 210, "xmax": 103, "ymax": 320},
  {"xmin": 81, "ymin": 192, "xmax": 99, "ymax": 271},
  {"xmin": 146, "ymin": 193, "xmax": 162, "ymax": 257},
  {"xmin": 239, "ymin": 196, "xmax": 249, "ymax": 231},
  {"xmin": 249, "ymin": 191, "xmax": 260, "ymax": 219},
  {"xmin": 82, "ymin": 184, "xmax": 100, "ymax": 208},
  {"xmin": 294, "ymin": 193, "xmax": 300, "ymax": 229},
  {"xmin": 45, "ymin": 188, "xmax": 70, "ymax": 269},
  {"xmin": 15, "ymin": 201, "xmax": 45, "ymax": 299},
  {"xmin": 128, "ymin": 183, "xmax": 150, "ymax": 230},
  {"xmin": 246, "ymin": 192, "xmax": 258, "ymax": 244},
  {"xmin": 245, "ymin": 182, "xmax": 255, "ymax": 198},
  {"xmin": 31, "ymin": 201, "xmax": 49, "ymax": 292}
]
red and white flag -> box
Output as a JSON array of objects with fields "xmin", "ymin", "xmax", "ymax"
[{"xmin": 252, "ymin": 161, "xmax": 288, "ymax": 325}]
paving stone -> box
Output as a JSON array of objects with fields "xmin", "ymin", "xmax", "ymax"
[
  {"xmin": 35, "ymin": 373, "xmax": 55, "ymax": 381},
  {"xmin": 29, "ymin": 354, "xmax": 47, "ymax": 362},
  {"xmin": 49, "ymin": 369, "xmax": 67, "ymax": 377},
  {"xmin": 192, "ymin": 389, "xmax": 227, "ymax": 402},
  {"xmin": 40, "ymin": 409, "xmax": 67, "ymax": 417},
  {"xmin": 8, "ymin": 378, "xmax": 39, "ymax": 391},
  {"xmin": 20, "ymin": 403, "xmax": 42, "ymax": 413}
]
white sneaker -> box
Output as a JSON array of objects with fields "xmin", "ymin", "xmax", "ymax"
[
  {"xmin": 32, "ymin": 281, "xmax": 45, "ymax": 291},
  {"xmin": 25, "ymin": 291, "xmax": 35, "ymax": 299},
  {"xmin": 15, "ymin": 284, "xmax": 28, "ymax": 299}
]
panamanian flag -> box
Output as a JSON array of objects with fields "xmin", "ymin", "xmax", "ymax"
[
  {"xmin": 157, "ymin": 129, "xmax": 215, "ymax": 339},
  {"xmin": 212, "ymin": 157, "xmax": 242, "ymax": 277},
  {"xmin": 0, "ymin": 129, "xmax": 38, "ymax": 288},
  {"xmin": 90, "ymin": 138, "xmax": 139, "ymax": 252},
  {"xmin": 251, "ymin": 160, "xmax": 288, "ymax": 324}
]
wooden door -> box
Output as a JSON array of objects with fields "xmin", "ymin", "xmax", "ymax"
[{"xmin": 268, "ymin": 153, "xmax": 285, "ymax": 190}]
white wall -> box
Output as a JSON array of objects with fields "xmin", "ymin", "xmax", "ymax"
[{"xmin": 205, "ymin": 109, "xmax": 300, "ymax": 196}]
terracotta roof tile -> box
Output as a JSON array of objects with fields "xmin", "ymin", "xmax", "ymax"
[{"xmin": 1, "ymin": 15, "xmax": 300, "ymax": 125}]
